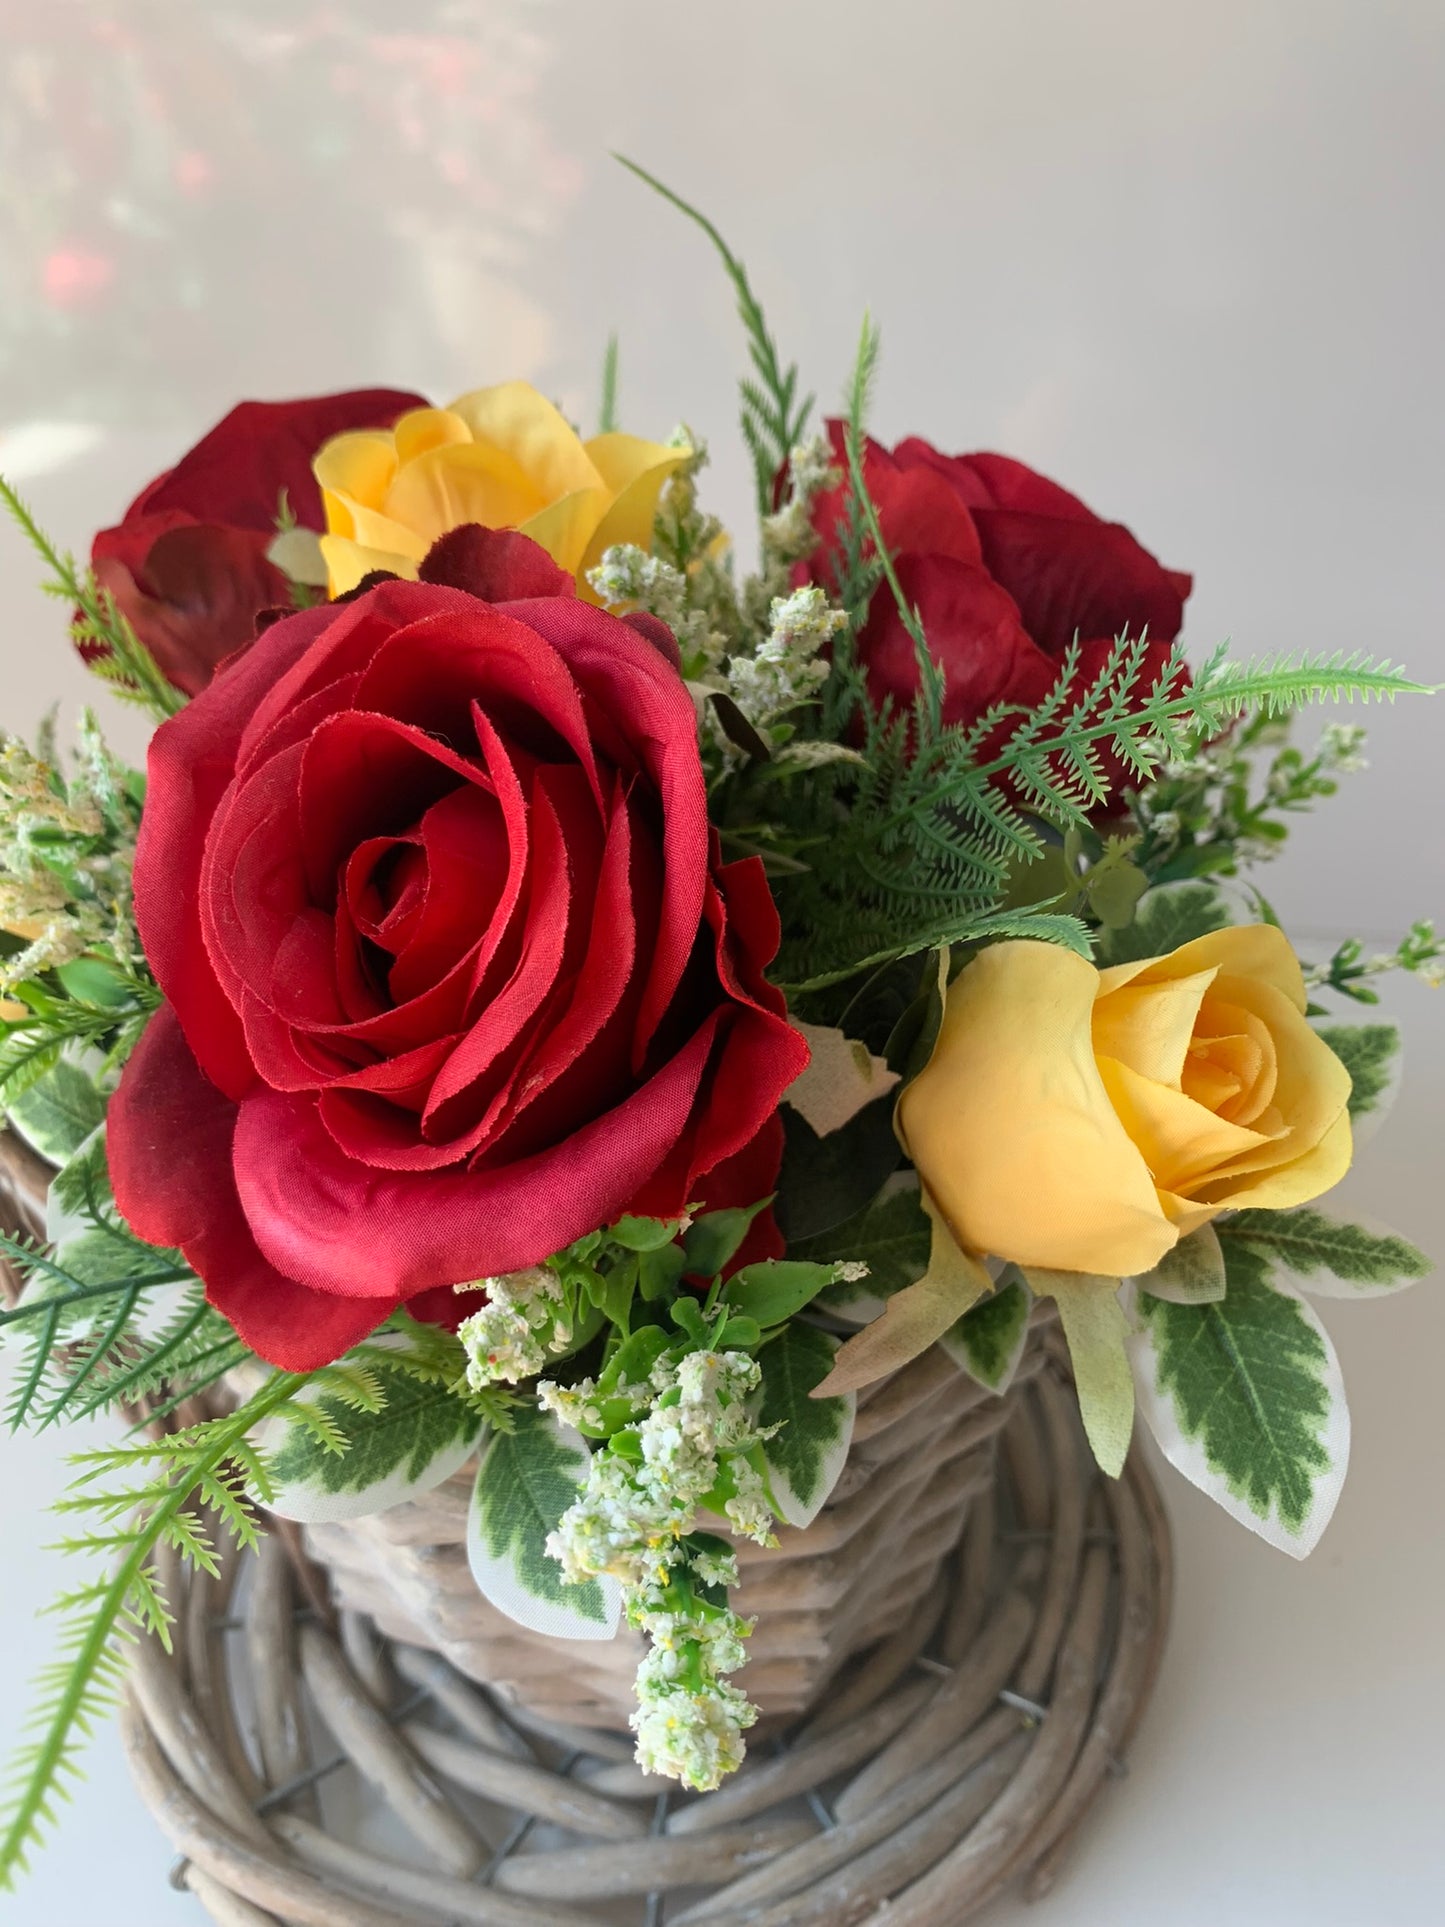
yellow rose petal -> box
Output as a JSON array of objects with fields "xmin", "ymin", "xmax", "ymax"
[
  {"xmin": 899, "ymin": 942, "xmax": 1177, "ymax": 1278},
  {"xmin": 391, "ymin": 406, "xmax": 475, "ymax": 464},
  {"xmin": 577, "ymin": 446, "xmax": 693, "ymax": 595},
  {"xmin": 1154, "ymin": 1188, "xmax": 1223, "ymax": 1238},
  {"xmin": 1155, "ymin": 923, "xmax": 1308, "ymax": 1012},
  {"xmin": 520, "ymin": 488, "xmax": 611, "ymax": 575},
  {"xmin": 447, "ymin": 382, "xmax": 602, "ymax": 499},
  {"xmin": 584, "ymin": 431, "xmax": 689, "ymax": 494},
  {"xmin": 1185, "ymin": 996, "xmax": 1277, "ymax": 1125},
  {"xmin": 315, "ymin": 431, "xmax": 400, "ymax": 540},
  {"xmin": 1186, "ymin": 977, "xmax": 1351, "ymax": 1186},
  {"xmin": 318, "ymin": 533, "xmax": 421, "ymax": 596},
  {"xmin": 384, "ymin": 442, "xmax": 548, "ymax": 549},
  {"xmin": 1196, "ymin": 1106, "xmax": 1354, "ymax": 1212},
  {"xmin": 1096, "ymin": 1053, "xmax": 1279, "ymax": 1193},
  {"xmin": 1092, "ymin": 967, "xmax": 1217, "ymax": 1087}
]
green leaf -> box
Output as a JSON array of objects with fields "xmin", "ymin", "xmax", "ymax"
[
  {"xmin": 1094, "ymin": 880, "xmax": 1231, "ymax": 967},
  {"xmin": 756, "ymin": 1325, "xmax": 855, "ymax": 1528},
  {"xmin": 774, "ymin": 1093, "xmax": 902, "ymax": 1241},
  {"xmin": 682, "ymin": 1201, "xmax": 769, "ymax": 1279},
  {"xmin": 4, "ymin": 1058, "xmax": 105, "ymax": 1165},
  {"xmin": 1029, "ymin": 1270, "xmax": 1134, "ymax": 1479},
  {"xmin": 609, "ymin": 1214, "xmax": 684, "ymax": 1252},
  {"xmin": 1134, "ymin": 1223, "xmax": 1227, "ymax": 1305},
  {"xmin": 792, "ymin": 1184, "xmax": 932, "ymax": 1321},
  {"xmin": 1129, "ymin": 1240, "xmax": 1349, "ymax": 1555},
  {"xmin": 53, "ymin": 957, "xmax": 132, "ymax": 1008},
  {"xmin": 939, "ymin": 1275, "xmax": 1032, "ymax": 1394},
  {"xmin": 262, "ymin": 1352, "xmax": 484, "ymax": 1523},
  {"xmin": 725, "ymin": 1260, "xmax": 837, "ymax": 1328},
  {"xmin": 1313, "ymin": 1022, "xmax": 1400, "ymax": 1123},
  {"xmin": 467, "ymin": 1403, "xmax": 619, "ymax": 1638},
  {"xmin": 1219, "ymin": 1207, "xmax": 1429, "ymax": 1298}
]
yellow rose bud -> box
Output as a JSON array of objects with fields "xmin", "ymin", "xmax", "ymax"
[
  {"xmin": 312, "ymin": 383, "xmax": 689, "ymax": 601},
  {"xmin": 898, "ymin": 926, "xmax": 1353, "ymax": 1279}
]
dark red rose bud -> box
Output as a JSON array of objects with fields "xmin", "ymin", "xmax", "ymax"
[
  {"xmin": 418, "ymin": 525, "xmax": 575, "ymax": 602},
  {"xmin": 88, "ymin": 388, "xmax": 426, "ymax": 696},
  {"xmin": 799, "ymin": 423, "xmax": 1191, "ymax": 797}
]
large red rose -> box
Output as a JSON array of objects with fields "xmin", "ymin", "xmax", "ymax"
[
  {"xmin": 805, "ymin": 424, "xmax": 1192, "ymax": 786},
  {"xmin": 89, "ymin": 389, "xmax": 425, "ymax": 696},
  {"xmin": 108, "ymin": 538, "xmax": 809, "ymax": 1369}
]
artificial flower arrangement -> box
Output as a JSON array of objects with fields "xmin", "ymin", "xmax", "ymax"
[{"xmin": 0, "ymin": 163, "xmax": 1436, "ymax": 1883}]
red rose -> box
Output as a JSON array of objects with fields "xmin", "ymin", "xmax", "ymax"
[
  {"xmin": 89, "ymin": 389, "xmax": 425, "ymax": 696},
  {"xmin": 806, "ymin": 424, "xmax": 1191, "ymax": 785},
  {"xmin": 108, "ymin": 535, "xmax": 809, "ymax": 1370}
]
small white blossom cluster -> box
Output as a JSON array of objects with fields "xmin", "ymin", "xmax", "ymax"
[
  {"xmin": 0, "ymin": 716, "xmax": 137, "ymax": 994},
  {"xmin": 544, "ymin": 1347, "xmax": 780, "ymax": 1789},
  {"xmin": 1317, "ymin": 722, "xmax": 1369, "ymax": 775},
  {"xmin": 547, "ymin": 1349, "xmax": 776, "ymax": 1586},
  {"xmin": 456, "ymin": 1266, "xmax": 572, "ymax": 1388},
  {"xmin": 587, "ymin": 543, "xmax": 731, "ymax": 678},
  {"xmin": 741, "ymin": 434, "xmax": 841, "ymax": 629},
  {"xmin": 726, "ymin": 586, "xmax": 846, "ymax": 730},
  {"xmin": 630, "ymin": 1586, "xmax": 758, "ymax": 1789}
]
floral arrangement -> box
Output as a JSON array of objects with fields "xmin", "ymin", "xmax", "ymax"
[{"xmin": 0, "ymin": 165, "xmax": 1435, "ymax": 1878}]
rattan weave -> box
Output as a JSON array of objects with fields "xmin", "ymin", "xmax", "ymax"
[{"xmin": 1, "ymin": 1129, "xmax": 1173, "ymax": 1924}]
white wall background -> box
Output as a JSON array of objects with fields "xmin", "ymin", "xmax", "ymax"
[{"xmin": 0, "ymin": 3, "xmax": 1441, "ymax": 1922}]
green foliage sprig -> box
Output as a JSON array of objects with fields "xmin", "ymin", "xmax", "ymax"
[
  {"xmin": 0, "ymin": 1370, "xmax": 301, "ymax": 1890},
  {"xmin": 0, "ymin": 475, "xmax": 183, "ymax": 722},
  {"xmin": 617, "ymin": 156, "xmax": 813, "ymax": 514},
  {"xmin": 1304, "ymin": 920, "xmax": 1444, "ymax": 1002},
  {"xmin": 750, "ymin": 327, "xmax": 1429, "ymax": 992}
]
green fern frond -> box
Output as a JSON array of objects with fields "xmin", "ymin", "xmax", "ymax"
[
  {"xmin": 0, "ymin": 473, "xmax": 184, "ymax": 722},
  {"xmin": 0, "ymin": 1371, "xmax": 307, "ymax": 1888},
  {"xmin": 0, "ymin": 1229, "xmax": 196, "ymax": 1432},
  {"xmin": 1191, "ymin": 647, "xmax": 1434, "ymax": 714},
  {"xmin": 614, "ymin": 157, "xmax": 813, "ymax": 513}
]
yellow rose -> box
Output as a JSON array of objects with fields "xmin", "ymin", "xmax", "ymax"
[
  {"xmin": 898, "ymin": 925, "xmax": 1354, "ymax": 1279},
  {"xmin": 312, "ymin": 382, "xmax": 689, "ymax": 599}
]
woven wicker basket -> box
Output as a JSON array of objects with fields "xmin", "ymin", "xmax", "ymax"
[
  {"xmin": 304, "ymin": 1334, "xmax": 1049, "ymax": 1731},
  {"xmin": 1, "ymin": 1129, "xmax": 1176, "ymax": 1922},
  {"xmin": 0, "ymin": 1127, "xmax": 1047, "ymax": 1732}
]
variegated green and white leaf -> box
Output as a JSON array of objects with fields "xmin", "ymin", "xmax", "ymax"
[
  {"xmin": 6, "ymin": 1056, "xmax": 106, "ymax": 1166},
  {"xmin": 793, "ymin": 1184, "xmax": 931, "ymax": 1328},
  {"xmin": 1219, "ymin": 1207, "xmax": 1429, "ymax": 1300},
  {"xmin": 1128, "ymin": 1241, "xmax": 1349, "ymax": 1556},
  {"xmin": 468, "ymin": 1403, "xmax": 620, "ymax": 1640},
  {"xmin": 940, "ymin": 1273, "xmax": 1032, "ymax": 1394},
  {"xmin": 260, "ymin": 1350, "xmax": 484, "ymax": 1525},
  {"xmin": 1313, "ymin": 1021, "xmax": 1400, "ymax": 1141},
  {"xmin": 757, "ymin": 1324, "xmax": 855, "ymax": 1528},
  {"xmin": 1094, "ymin": 880, "xmax": 1231, "ymax": 968},
  {"xmin": 1133, "ymin": 1223, "xmax": 1227, "ymax": 1305}
]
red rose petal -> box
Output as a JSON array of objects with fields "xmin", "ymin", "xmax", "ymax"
[
  {"xmin": 970, "ymin": 507, "xmax": 1188, "ymax": 658},
  {"xmin": 233, "ymin": 1015, "xmax": 729, "ymax": 1297},
  {"xmin": 418, "ymin": 524, "xmax": 574, "ymax": 602},
  {"xmin": 109, "ymin": 1007, "xmax": 397, "ymax": 1369}
]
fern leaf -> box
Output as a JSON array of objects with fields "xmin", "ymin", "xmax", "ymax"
[
  {"xmin": 0, "ymin": 1370, "xmax": 306, "ymax": 1888},
  {"xmin": 614, "ymin": 157, "xmax": 813, "ymax": 510}
]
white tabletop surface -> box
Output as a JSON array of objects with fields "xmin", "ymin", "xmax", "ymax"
[{"xmin": 1, "ymin": 2, "xmax": 1442, "ymax": 1920}]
